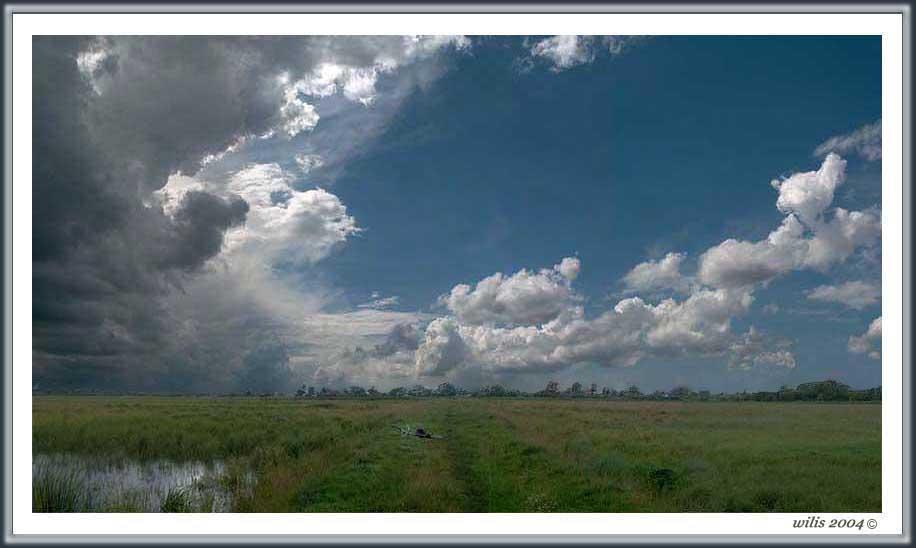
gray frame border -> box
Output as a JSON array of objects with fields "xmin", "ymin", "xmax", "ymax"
[{"xmin": 2, "ymin": 3, "xmax": 910, "ymax": 545}]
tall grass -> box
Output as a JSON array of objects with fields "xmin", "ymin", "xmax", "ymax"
[
  {"xmin": 160, "ymin": 487, "xmax": 192, "ymax": 512},
  {"xmin": 33, "ymin": 397, "xmax": 881, "ymax": 512},
  {"xmin": 33, "ymin": 465, "xmax": 87, "ymax": 512}
]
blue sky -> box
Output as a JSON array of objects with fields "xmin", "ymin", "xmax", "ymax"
[{"xmin": 35, "ymin": 36, "xmax": 882, "ymax": 393}]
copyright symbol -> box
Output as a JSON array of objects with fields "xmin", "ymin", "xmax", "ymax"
[{"xmin": 867, "ymin": 519, "xmax": 878, "ymax": 529}]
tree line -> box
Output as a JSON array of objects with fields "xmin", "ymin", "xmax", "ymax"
[{"xmin": 291, "ymin": 379, "xmax": 880, "ymax": 402}]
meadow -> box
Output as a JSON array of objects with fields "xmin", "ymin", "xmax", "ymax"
[{"xmin": 32, "ymin": 397, "xmax": 881, "ymax": 512}]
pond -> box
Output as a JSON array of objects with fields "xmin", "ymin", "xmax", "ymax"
[{"xmin": 32, "ymin": 454, "xmax": 253, "ymax": 512}]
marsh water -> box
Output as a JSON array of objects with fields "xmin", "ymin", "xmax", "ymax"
[{"xmin": 32, "ymin": 454, "xmax": 248, "ymax": 512}]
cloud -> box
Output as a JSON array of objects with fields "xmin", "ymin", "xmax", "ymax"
[
  {"xmin": 312, "ymin": 321, "xmax": 422, "ymax": 388},
  {"xmin": 160, "ymin": 191, "xmax": 249, "ymax": 271},
  {"xmin": 415, "ymin": 317, "xmax": 470, "ymax": 376},
  {"xmin": 441, "ymin": 258, "xmax": 580, "ymax": 326},
  {"xmin": 32, "ymin": 36, "xmax": 468, "ymax": 392},
  {"xmin": 413, "ymin": 155, "xmax": 878, "ymax": 383},
  {"xmin": 728, "ymin": 326, "xmax": 796, "ymax": 370},
  {"xmin": 698, "ymin": 216, "xmax": 807, "ymax": 288},
  {"xmin": 276, "ymin": 73, "xmax": 321, "ymax": 137},
  {"xmin": 529, "ymin": 35, "xmax": 640, "ymax": 71},
  {"xmin": 157, "ymin": 163, "xmax": 360, "ymax": 266},
  {"xmin": 622, "ymin": 252, "xmax": 689, "ymax": 293},
  {"xmin": 295, "ymin": 153, "xmax": 324, "ymax": 174},
  {"xmin": 223, "ymin": 163, "xmax": 360, "ymax": 264},
  {"xmin": 300, "ymin": 310, "xmax": 431, "ymax": 356},
  {"xmin": 698, "ymin": 154, "xmax": 880, "ymax": 288},
  {"xmin": 274, "ymin": 35, "xmax": 470, "ymax": 116},
  {"xmin": 848, "ymin": 316, "xmax": 881, "ymax": 360},
  {"xmin": 416, "ymin": 257, "xmax": 787, "ymax": 380},
  {"xmin": 556, "ymin": 256, "xmax": 581, "ymax": 281},
  {"xmin": 806, "ymin": 280, "xmax": 880, "ymax": 310},
  {"xmin": 358, "ymin": 294, "xmax": 401, "ymax": 310},
  {"xmin": 814, "ymin": 120, "xmax": 881, "ymax": 161},
  {"xmin": 530, "ymin": 36, "xmax": 595, "ymax": 71},
  {"xmin": 773, "ymin": 152, "xmax": 846, "ymax": 226}
]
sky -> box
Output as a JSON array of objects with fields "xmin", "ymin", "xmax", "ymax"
[{"xmin": 32, "ymin": 35, "xmax": 882, "ymax": 394}]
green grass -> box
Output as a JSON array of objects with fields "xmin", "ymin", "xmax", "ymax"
[
  {"xmin": 32, "ymin": 464, "xmax": 88, "ymax": 512},
  {"xmin": 160, "ymin": 487, "xmax": 193, "ymax": 513},
  {"xmin": 32, "ymin": 396, "xmax": 881, "ymax": 512}
]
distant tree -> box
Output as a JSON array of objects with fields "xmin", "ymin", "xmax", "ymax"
[
  {"xmin": 481, "ymin": 384, "xmax": 508, "ymax": 397},
  {"xmin": 408, "ymin": 384, "xmax": 431, "ymax": 397},
  {"xmin": 570, "ymin": 382, "xmax": 583, "ymax": 395},
  {"xmin": 348, "ymin": 386, "xmax": 366, "ymax": 397},
  {"xmin": 698, "ymin": 390, "xmax": 711, "ymax": 401},
  {"xmin": 367, "ymin": 386, "xmax": 380, "ymax": 397},
  {"xmin": 388, "ymin": 386, "xmax": 407, "ymax": 398},
  {"xmin": 669, "ymin": 386, "xmax": 690, "ymax": 400},
  {"xmin": 796, "ymin": 379, "xmax": 851, "ymax": 401},
  {"xmin": 543, "ymin": 380, "xmax": 560, "ymax": 396},
  {"xmin": 436, "ymin": 382, "xmax": 458, "ymax": 397},
  {"xmin": 777, "ymin": 385, "xmax": 796, "ymax": 401},
  {"xmin": 625, "ymin": 385, "xmax": 642, "ymax": 398}
]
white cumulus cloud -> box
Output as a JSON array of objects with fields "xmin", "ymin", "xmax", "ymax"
[
  {"xmin": 441, "ymin": 258, "xmax": 580, "ymax": 327},
  {"xmin": 848, "ymin": 316, "xmax": 881, "ymax": 360},
  {"xmin": 223, "ymin": 163, "xmax": 359, "ymax": 264},
  {"xmin": 530, "ymin": 36, "xmax": 595, "ymax": 71},
  {"xmin": 416, "ymin": 257, "xmax": 786, "ymax": 379},
  {"xmin": 622, "ymin": 252, "xmax": 689, "ymax": 293},
  {"xmin": 773, "ymin": 153, "xmax": 846, "ymax": 226},
  {"xmin": 295, "ymin": 154, "xmax": 324, "ymax": 174},
  {"xmin": 806, "ymin": 280, "xmax": 880, "ymax": 310},
  {"xmin": 728, "ymin": 326, "xmax": 796, "ymax": 370},
  {"xmin": 698, "ymin": 154, "xmax": 880, "ymax": 288}
]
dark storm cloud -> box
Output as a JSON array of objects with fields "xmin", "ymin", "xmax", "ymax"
[
  {"xmin": 84, "ymin": 37, "xmax": 284, "ymax": 189},
  {"xmin": 32, "ymin": 37, "xmax": 125, "ymax": 261},
  {"xmin": 374, "ymin": 323, "xmax": 421, "ymax": 357},
  {"xmin": 32, "ymin": 35, "xmax": 467, "ymax": 392},
  {"xmin": 162, "ymin": 191, "xmax": 249, "ymax": 271},
  {"xmin": 31, "ymin": 37, "xmax": 288, "ymax": 391}
]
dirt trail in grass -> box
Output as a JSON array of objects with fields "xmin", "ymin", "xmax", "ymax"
[{"xmin": 440, "ymin": 405, "xmax": 491, "ymax": 512}]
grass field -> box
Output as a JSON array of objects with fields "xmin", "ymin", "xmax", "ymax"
[{"xmin": 32, "ymin": 397, "xmax": 881, "ymax": 512}]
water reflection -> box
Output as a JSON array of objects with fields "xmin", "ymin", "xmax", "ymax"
[{"xmin": 32, "ymin": 454, "xmax": 244, "ymax": 512}]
